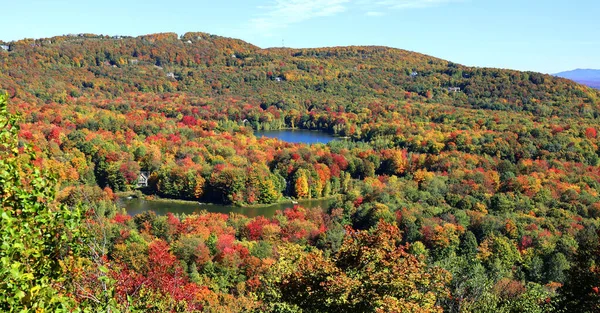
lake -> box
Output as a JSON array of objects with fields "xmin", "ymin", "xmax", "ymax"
[
  {"xmin": 119, "ymin": 129, "xmax": 338, "ymax": 217},
  {"xmin": 119, "ymin": 197, "xmax": 336, "ymax": 218},
  {"xmin": 255, "ymin": 129, "xmax": 336, "ymax": 144}
]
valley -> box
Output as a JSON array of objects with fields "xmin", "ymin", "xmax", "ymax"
[{"xmin": 2, "ymin": 32, "xmax": 600, "ymax": 312}]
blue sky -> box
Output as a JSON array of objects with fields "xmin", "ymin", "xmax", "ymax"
[{"xmin": 2, "ymin": 0, "xmax": 598, "ymax": 73}]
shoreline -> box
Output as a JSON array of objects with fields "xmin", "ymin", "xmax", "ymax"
[
  {"xmin": 118, "ymin": 193, "xmax": 340, "ymax": 210},
  {"xmin": 241, "ymin": 194, "xmax": 340, "ymax": 209},
  {"xmin": 253, "ymin": 127, "xmax": 341, "ymax": 137}
]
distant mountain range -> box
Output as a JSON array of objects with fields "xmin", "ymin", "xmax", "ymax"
[{"xmin": 555, "ymin": 69, "xmax": 600, "ymax": 89}]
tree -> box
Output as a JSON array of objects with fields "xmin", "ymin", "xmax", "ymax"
[
  {"xmin": 294, "ymin": 169, "xmax": 309, "ymax": 199},
  {"xmin": 0, "ymin": 93, "xmax": 82, "ymax": 311},
  {"xmin": 477, "ymin": 235, "xmax": 522, "ymax": 280},
  {"xmin": 459, "ymin": 231, "xmax": 479, "ymax": 258},
  {"xmin": 585, "ymin": 127, "xmax": 597, "ymax": 139},
  {"xmin": 437, "ymin": 256, "xmax": 491, "ymax": 313},
  {"xmin": 194, "ymin": 174, "xmax": 206, "ymax": 200},
  {"xmin": 259, "ymin": 175, "xmax": 280, "ymax": 204},
  {"xmin": 555, "ymin": 227, "xmax": 600, "ymax": 312},
  {"xmin": 265, "ymin": 222, "xmax": 450, "ymax": 312},
  {"xmin": 546, "ymin": 252, "xmax": 569, "ymax": 283}
]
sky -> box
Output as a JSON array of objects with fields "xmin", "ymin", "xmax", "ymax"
[{"xmin": 1, "ymin": 0, "xmax": 598, "ymax": 74}]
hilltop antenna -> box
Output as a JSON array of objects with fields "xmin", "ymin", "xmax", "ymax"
[{"xmin": 282, "ymin": 39, "xmax": 285, "ymax": 48}]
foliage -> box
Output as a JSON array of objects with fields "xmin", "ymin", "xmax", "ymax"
[
  {"xmin": 0, "ymin": 93, "xmax": 82, "ymax": 311},
  {"xmin": 266, "ymin": 222, "xmax": 450, "ymax": 312},
  {"xmin": 2, "ymin": 32, "xmax": 600, "ymax": 311}
]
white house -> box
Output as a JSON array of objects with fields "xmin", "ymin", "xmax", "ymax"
[{"xmin": 137, "ymin": 172, "xmax": 149, "ymax": 188}]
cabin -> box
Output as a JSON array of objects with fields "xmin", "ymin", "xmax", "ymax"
[
  {"xmin": 274, "ymin": 77, "xmax": 283, "ymax": 82},
  {"xmin": 129, "ymin": 59, "xmax": 139, "ymax": 65},
  {"xmin": 166, "ymin": 72, "xmax": 176, "ymax": 79},
  {"xmin": 448, "ymin": 87, "xmax": 461, "ymax": 93},
  {"xmin": 411, "ymin": 71, "xmax": 418, "ymax": 77},
  {"xmin": 137, "ymin": 172, "xmax": 149, "ymax": 188},
  {"xmin": 0, "ymin": 45, "xmax": 9, "ymax": 51}
]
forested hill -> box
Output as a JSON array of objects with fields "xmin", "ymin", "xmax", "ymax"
[
  {"xmin": 5, "ymin": 33, "xmax": 600, "ymax": 311},
  {"xmin": 1, "ymin": 32, "xmax": 598, "ymax": 118}
]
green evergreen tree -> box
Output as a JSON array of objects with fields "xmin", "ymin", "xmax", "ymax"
[
  {"xmin": 555, "ymin": 227, "xmax": 600, "ymax": 312},
  {"xmin": 460, "ymin": 231, "xmax": 479, "ymax": 258},
  {"xmin": 546, "ymin": 252, "xmax": 569, "ymax": 283}
]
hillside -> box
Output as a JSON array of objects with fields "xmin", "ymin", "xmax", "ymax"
[
  {"xmin": 555, "ymin": 68, "xmax": 600, "ymax": 89},
  {"xmin": 1, "ymin": 32, "xmax": 599, "ymax": 117},
  {"xmin": 2, "ymin": 32, "xmax": 600, "ymax": 311}
]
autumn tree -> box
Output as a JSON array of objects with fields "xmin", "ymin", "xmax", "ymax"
[
  {"xmin": 0, "ymin": 93, "xmax": 83, "ymax": 311},
  {"xmin": 294, "ymin": 169, "xmax": 310, "ymax": 199},
  {"xmin": 264, "ymin": 222, "xmax": 450, "ymax": 312}
]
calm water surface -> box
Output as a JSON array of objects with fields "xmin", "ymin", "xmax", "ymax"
[
  {"xmin": 255, "ymin": 129, "xmax": 336, "ymax": 144},
  {"xmin": 120, "ymin": 197, "xmax": 336, "ymax": 218}
]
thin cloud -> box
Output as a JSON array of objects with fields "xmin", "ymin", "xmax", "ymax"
[
  {"xmin": 249, "ymin": 0, "xmax": 460, "ymax": 34},
  {"xmin": 359, "ymin": 0, "xmax": 461, "ymax": 15},
  {"xmin": 366, "ymin": 11, "xmax": 385, "ymax": 16},
  {"xmin": 373, "ymin": 0, "xmax": 458, "ymax": 9},
  {"xmin": 250, "ymin": 0, "xmax": 350, "ymax": 34}
]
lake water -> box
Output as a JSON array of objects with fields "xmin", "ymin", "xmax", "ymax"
[
  {"xmin": 120, "ymin": 197, "xmax": 336, "ymax": 218},
  {"xmin": 255, "ymin": 129, "xmax": 336, "ymax": 144}
]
